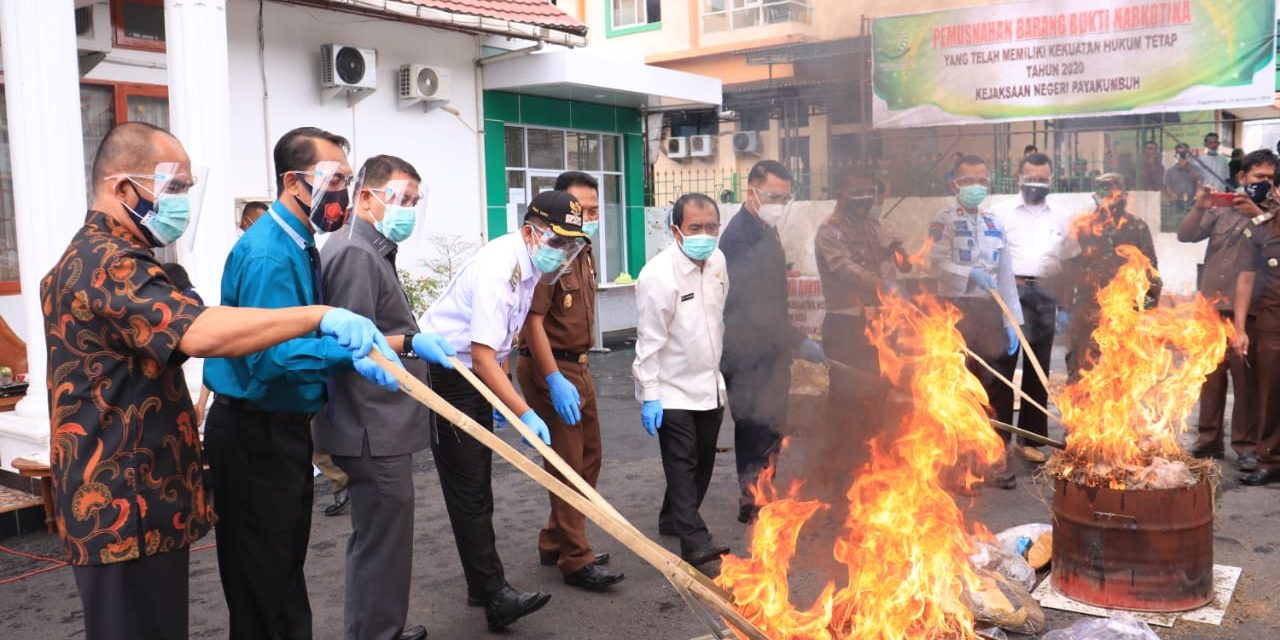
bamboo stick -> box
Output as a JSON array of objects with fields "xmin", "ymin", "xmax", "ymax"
[
  {"xmin": 964, "ymin": 345, "xmax": 1069, "ymax": 432},
  {"xmin": 444, "ymin": 356, "xmax": 733, "ymax": 600},
  {"xmin": 369, "ymin": 352, "xmax": 767, "ymax": 640},
  {"xmin": 989, "ymin": 418, "xmax": 1066, "ymax": 450},
  {"xmin": 988, "ymin": 289, "xmax": 1053, "ymax": 395}
]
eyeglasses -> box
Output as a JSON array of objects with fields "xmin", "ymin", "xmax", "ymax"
[
  {"xmin": 751, "ymin": 187, "xmax": 793, "ymax": 205},
  {"xmin": 367, "ymin": 188, "xmax": 421, "ymax": 208},
  {"xmin": 528, "ymin": 223, "xmax": 585, "ymax": 250},
  {"xmin": 290, "ymin": 169, "xmax": 353, "ymax": 191},
  {"xmin": 953, "ymin": 176, "xmax": 991, "ymax": 188},
  {"xmin": 105, "ymin": 172, "xmax": 197, "ymax": 196}
]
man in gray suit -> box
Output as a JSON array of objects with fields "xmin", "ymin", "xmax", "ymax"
[{"xmin": 316, "ymin": 155, "xmax": 456, "ymax": 640}]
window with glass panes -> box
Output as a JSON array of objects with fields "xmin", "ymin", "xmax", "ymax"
[
  {"xmin": 504, "ymin": 125, "xmax": 626, "ymax": 284},
  {"xmin": 0, "ymin": 81, "xmax": 169, "ymax": 292}
]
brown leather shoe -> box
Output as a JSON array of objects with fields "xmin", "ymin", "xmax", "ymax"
[{"xmin": 1019, "ymin": 446, "xmax": 1047, "ymax": 464}]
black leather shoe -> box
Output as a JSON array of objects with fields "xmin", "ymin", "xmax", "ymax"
[
  {"xmin": 323, "ymin": 488, "xmax": 350, "ymax": 517},
  {"xmin": 683, "ymin": 544, "xmax": 730, "ymax": 566},
  {"xmin": 563, "ymin": 563, "xmax": 625, "ymax": 590},
  {"xmin": 1189, "ymin": 447, "xmax": 1225, "ymax": 460},
  {"xmin": 485, "ymin": 585, "xmax": 551, "ymax": 631},
  {"xmin": 1241, "ymin": 468, "xmax": 1280, "ymax": 486},
  {"xmin": 1238, "ymin": 453, "xmax": 1259, "ymax": 473},
  {"xmin": 399, "ymin": 625, "xmax": 427, "ymax": 640},
  {"xmin": 540, "ymin": 550, "xmax": 610, "ymax": 567}
]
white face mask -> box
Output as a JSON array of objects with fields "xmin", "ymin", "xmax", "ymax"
[{"xmin": 757, "ymin": 203, "xmax": 786, "ymax": 227}]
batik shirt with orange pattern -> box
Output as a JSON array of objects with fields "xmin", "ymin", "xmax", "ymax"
[{"xmin": 41, "ymin": 210, "xmax": 212, "ymax": 566}]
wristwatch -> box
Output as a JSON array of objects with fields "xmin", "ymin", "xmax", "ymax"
[{"xmin": 401, "ymin": 333, "xmax": 419, "ymax": 359}]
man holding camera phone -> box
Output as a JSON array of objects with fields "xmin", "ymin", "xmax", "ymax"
[{"xmin": 1177, "ymin": 149, "xmax": 1276, "ymax": 471}]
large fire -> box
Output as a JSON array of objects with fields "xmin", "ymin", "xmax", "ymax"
[
  {"xmin": 1054, "ymin": 245, "xmax": 1233, "ymax": 487},
  {"xmin": 717, "ymin": 294, "xmax": 1005, "ymax": 639}
]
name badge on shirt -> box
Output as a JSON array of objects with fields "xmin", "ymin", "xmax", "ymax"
[{"xmin": 680, "ymin": 292, "xmax": 695, "ymax": 302}]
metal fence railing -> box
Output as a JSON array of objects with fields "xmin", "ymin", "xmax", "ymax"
[{"xmin": 647, "ymin": 168, "xmax": 835, "ymax": 207}]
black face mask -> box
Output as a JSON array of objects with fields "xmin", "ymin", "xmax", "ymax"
[
  {"xmin": 294, "ymin": 178, "xmax": 350, "ymax": 233},
  {"xmin": 1177, "ymin": 151, "xmax": 1189, "ymax": 160},
  {"xmin": 1245, "ymin": 180, "xmax": 1273, "ymax": 204},
  {"xmin": 1020, "ymin": 184, "xmax": 1050, "ymax": 205},
  {"xmin": 840, "ymin": 195, "xmax": 875, "ymax": 217}
]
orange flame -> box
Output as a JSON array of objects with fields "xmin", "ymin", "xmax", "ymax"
[
  {"xmin": 718, "ymin": 293, "xmax": 1004, "ymax": 639},
  {"xmin": 1056, "ymin": 245, "xmax": 1233, "ymax": 487},
  {"xmin": 896, "ymin": 237, "xmax": 936, "ymax": 271}
]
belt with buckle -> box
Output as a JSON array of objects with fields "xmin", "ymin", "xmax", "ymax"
[
  {"xmin": 518, "ymin": 347, "xmax": 588, "ymax": 364},
  {"xmin": 213, "ymin": 395, "xmax": 313, "ymax": 423}
]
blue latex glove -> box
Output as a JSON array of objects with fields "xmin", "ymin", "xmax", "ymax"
[
  {"xmin": 412, "ymin": 333, "xmax": 456, "ymax": 368},
  {"xmin": 968, "ymin": 267, "xmax": 997, "ymax": 291},
  {"xmin": 1005, "ymin": 325, "xmax": 1020, "ymax": 356},
  {"xmin": 641, "ymin": 400, "xmax": 663, "ymax": 437},
  {"xmin": 352, "ymin": 352, "xmax": 400, "ymax": 391},
  {"xmin": 797, "ymin": 337, "xmax": 826, "ymax": 363},
  {"xmin": 492, "ymin": 408, "xmax": 507, "ymax": 429},
  {"xmin": 321, "ymin": 308, "xmax": 382, "ymax": 357},
  {"xmin": 1056, "ymin": 310, "xmax": 1070, "ymax": 335},
  {"xmin": 520, "ymin": 409, "xmax": 552, "ymax": 446},
  {"xmin": 546, "ymin": 371, "xmax": 582, "ymax": 426}
]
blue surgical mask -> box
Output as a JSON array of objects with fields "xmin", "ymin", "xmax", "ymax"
[
  {"xmin": 532, "ymin": 243, "xmax": 568, "ymax": 274},
  {"xmin": 374, "ymin": 205, "xmax": 417, "ymax": 243},
  {"xmin": 123, "ymin": 181, "xmax": 191, "ymax": 247},
  {"xmin": 581, "ymin": 220, "xmax": 599, "ymax": 237},
  {"xmin": 678, "ymin": 229, "xmax": 718, "ymax": 261},
  {"xmin": 957, "ymin": 184, "xmax": 989, "ymax": 209}
]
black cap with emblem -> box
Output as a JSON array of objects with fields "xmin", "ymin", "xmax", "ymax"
[{"xmin": 526, "ymin": 190, "xmax": 588, "ymax": 239}]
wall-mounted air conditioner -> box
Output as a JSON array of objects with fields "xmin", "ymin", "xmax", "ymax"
[
  {"xmin": 398, "ymin": 64, "xmax": 452, "ymax": 109},
  {"xmin": 321, "ymin": 44, "xmax": 377, "ymax": 104},
  {"xmin": 689, "ymin": 135, "xmax": 715, "ymax": 158},
  {"xmin": 666, "ymin": 137, "xmax": 690, "ymax": 159},
  {"xmin": 733, "ymin": 131, "xmax": 762, "ymax": 156}
]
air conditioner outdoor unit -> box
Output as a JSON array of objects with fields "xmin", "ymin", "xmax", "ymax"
[
  {"xmin": 398, "ymin": 64, "xmax": 451, "ymax": 109},
  {"xmin": 689, "ymin": 134, "xmax": 715, "ymax": 158},
  {"xmin": 321, "ymin": 44, "xmax": 377, "ymax": 103},
  {"xmin": 75, "ymin": 1, "xmax": 111, "ymax": 54},
  {"xmin": 733, "ymin": 131, "xmax": 762, "ymax": 155},
  {"xmin": 666, "ymin": 137, "xmax": 690, "ymax": 159}
]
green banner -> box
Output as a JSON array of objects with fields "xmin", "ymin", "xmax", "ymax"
[{"xmin": 873, "ymin": 0, "xmax": 1276, "ymax": 128}]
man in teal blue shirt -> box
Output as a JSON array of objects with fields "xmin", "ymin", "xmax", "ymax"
[{"xmin": 203, "ymin": 127, "xmax": 441, "ymax": 640}]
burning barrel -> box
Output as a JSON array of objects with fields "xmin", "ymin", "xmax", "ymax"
[{"xmin": 1050, "ymin": 476, "xmax": 1214, "ymax": 612}]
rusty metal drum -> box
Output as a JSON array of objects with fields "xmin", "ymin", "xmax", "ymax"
[{"xmin": 1051, "ymin": 476, "xmax": 1214, "ymax": 612}]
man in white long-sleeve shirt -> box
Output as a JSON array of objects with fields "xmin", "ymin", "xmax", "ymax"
[
  {"xmin": 632, "ymin": 193, "xmax": 731, "ymax": 570},
  {"xmin": 991, "ymin": 152, "xmax": 1073, "ymax": 465}
]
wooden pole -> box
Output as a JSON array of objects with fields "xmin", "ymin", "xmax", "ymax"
[
  {"xmin": 988, "ymin": 289, "xmax": 1053, "ymax": 395},
  {"xmin": 443, "ymin": 356, "xmax": 733, "ymax": 600},
  {"xmin": 964, "ymin": 345, "xmax": 1069, "ymax": 432},
  {"xmin": 368, "ymin": 352, "xmax": 768, "ymax": 640}
]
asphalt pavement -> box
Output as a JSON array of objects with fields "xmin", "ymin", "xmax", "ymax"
[{"xmin": 1, "ymin": 337, "xmax": 1277, "ymax": 639}]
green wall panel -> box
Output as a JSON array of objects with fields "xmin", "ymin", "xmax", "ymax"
[
  {"xmin": 482, "ymin": 91, "xmax": 648, "ymax": 254},
  {"xmin": 624, "ymin": 132, "xmax": 646, "ymax": 277}
]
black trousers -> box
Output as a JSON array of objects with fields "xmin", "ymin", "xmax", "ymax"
[
  {"xmin": 428, "ymin": 364, "xmax": 506, "ymax": 599},
  {"xmin": 989, "ymin": 281, "xmax": 1058, "ymax": 443},
  {"xmin": 332, "ymin": 441, "xmax": 416, "ymax": 640},
  {"xmin": 657, "ymin": 407, "xmax": 725, "ymax": 555},
  {"xmin": 724, "ymin": 355, "xmax": 789, "ymax": 509},
  {"xmin": 951, "ymin": 298, "xmax": 1019, "ymax": 435},
  {"xmin": 72, "ymin": 548, "xmax": 189, "ymax": 640},
  {"xmin": 204, "ymin": 399, "xmax": 315, "ymax": 640},
  {"xmin": 821, "ymin": 313, "xmax": 888, "ymax": 474}
]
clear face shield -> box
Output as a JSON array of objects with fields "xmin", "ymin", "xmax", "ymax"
[
  {"xmin": 347, "ymin": 168, "xmax": 427, "ymax": 244},
  {"xmin": 526, "ymin": 222, "xmax": 587, "ymax": 285},
  {"xmin": 291, "ymin": 160, "xmax": 354, "ymax": 234},
  {"xmin": 108, "ymin": 161, "xmax": 209, "ymax": 253}
]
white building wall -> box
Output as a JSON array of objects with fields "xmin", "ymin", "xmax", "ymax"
[
  {"xmin": 0, "ymin": 1, "xmax": 488, "ymax": 338},
  {"xmin": 224, "ymin": 0, "xmax": 486, "ymax": 275}
]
